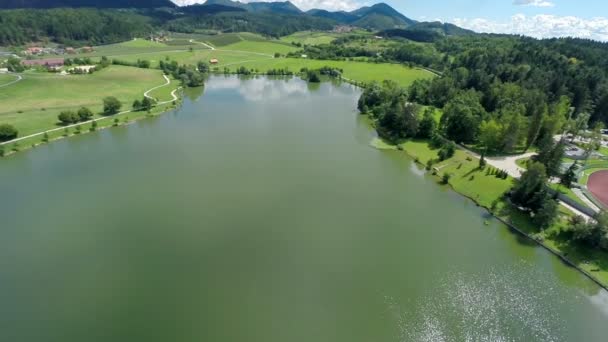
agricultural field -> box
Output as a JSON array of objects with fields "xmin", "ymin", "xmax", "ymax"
[
  {"xmin": 280, "ymin": 31, "xmax": 340, "ymax": 45},
  {"xmin": 226, "ymin": 58, "xmax": 435, "ymax": 87},
  {"xmin": 220, "ymin": 40, "xmax": 296, "ymax": 55},
  {"xmin": 0, "ymin": 66, "xmax": 171, "ymax": 136}
]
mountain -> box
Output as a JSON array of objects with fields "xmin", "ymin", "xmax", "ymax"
[
  {"xmin": 308, "ymin": 3, "xmax": 416, "ymax": 30},
  {"xmin": 202, "ymin": 0, "xmax": 300, "ymax": 14},
  {"xmin": 305, "ymin": 9, "xmax": 357, "ymax": 23},
  {"xmin": 0, "ymin": 0, "xmax": 176, "ymax": 9},
  {"xmin": 379, "ymin": 22, "xmax": 475, "ymax": 42}
]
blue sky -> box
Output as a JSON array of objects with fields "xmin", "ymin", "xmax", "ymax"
[
  {"xmin": 387, "ymin": 0, "xmax": 606, "ymax": 21},
  {"xmin": 173, "ymin": 0, "xmax": 608, "ymax": 40}
]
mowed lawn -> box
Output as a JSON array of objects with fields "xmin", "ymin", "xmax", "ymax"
[{"xmin": 0, "ymin": 66, "xmax": 168, "ymax": 136}]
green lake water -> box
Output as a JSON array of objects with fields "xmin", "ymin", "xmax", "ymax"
[{"xmin": 1, "ymin": 76, "xmax": 607, "ymax": 341}]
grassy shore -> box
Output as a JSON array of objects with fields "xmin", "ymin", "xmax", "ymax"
[{"xmin": 374, "ymin": 136, "xmax": 608, "ymax": 288}]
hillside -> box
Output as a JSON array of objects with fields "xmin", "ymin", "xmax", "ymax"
[
  {"xmin": 308, "ymin": 2, "xmax": 416, "ymax": 30},
  {"xmin": 202, "ymin": 0, "xmax": 301, "ymax": 14},
  {"xmin": 0, "ymin": 0, "xmax": 176, "ymax": 8},
  {"xmin": 380, "ymin": 22, "xmax": 476, "ymax": 42}
]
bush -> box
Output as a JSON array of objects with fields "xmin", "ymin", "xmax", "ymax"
[
  {"xmin": 77, "ymin": 107, "xmax": 93, "ymax": 121},
  {"xmin": 0, "ymin": 124, "xmax": 18, "ymax": 142},
  {"xmin": 58, "ymin": 111, "xmax": 79, "ymax": 125},
  {"xmin": 442, "ymin": 173, "xmax": 452, "ymax": 184},
  {"xmin": 103, "ymin": 96, "xmax": 122, "ymax": 115}
]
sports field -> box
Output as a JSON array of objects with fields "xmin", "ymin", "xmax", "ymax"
[{"xmin": 588, "ymin": 170, "xmax": 608, "ymax": 207}]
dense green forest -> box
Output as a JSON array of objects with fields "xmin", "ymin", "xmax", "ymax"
[{"xmin": 0, "ymin": 9, "xmax": 153, "ymax": 45}]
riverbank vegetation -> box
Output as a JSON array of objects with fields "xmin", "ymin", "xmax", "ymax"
[{"xmin": 357, "ymin": 70, "xmax": 608, "ymax": 287}]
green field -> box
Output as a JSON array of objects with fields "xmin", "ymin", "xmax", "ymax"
[
  {"xmin": 221, "ymin": 40, "xmax": 296, "ymax": 55},
  {"xmin": 0, "ymin": 73, "xmax": 18, "ymax": 86},
  {"xmin": 280, "ymin": 31, "xmax": 339, "ymax": 45},
  {"xmin": 0, "ymin": 66, "xmax": 171, "ymax": 136},
  {"xmin": 228, "ymin": 58, "xmax": 435, "ymax": 87}
]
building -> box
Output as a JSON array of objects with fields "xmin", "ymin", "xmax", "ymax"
[
  {"xmin": 22, "ymin": 58, "xmax": 65, "ymax": 70},
  {"xmin": 210, "ymin": 58, "xmax": 219, "ymax": 64},
  {"xmin": 25, "ymin": 47, "xmax": 43, "ymax": 55},
  {"xmin": 0, "ymin": 68, "xmax": 8, "ymax": 73},
  {"xmin": 81, "ymin": 46, "xmax": 94, "ymax": 53},
  {"xmin": 66, "ymin": 47, "xmax": 76, "ymax": 54}
]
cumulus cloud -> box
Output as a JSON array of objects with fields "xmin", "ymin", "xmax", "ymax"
[
  {"xmin": 513, "ymin": 0, "xmax": 555, "ymax": 7},
  {"xmin": 171, "ymin": 0, "xmax": 363, "ymax": 11},
  {"xmin": 452, "ymin": 14, "xmax": 608, "ymax": 41}
]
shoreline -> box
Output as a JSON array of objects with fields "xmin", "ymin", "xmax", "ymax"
[
  {"xmin": 385, "ymin": 138, "xmax": 608, "ymax": 291},
  {"xmin": 0, "ymin": 90, "xmax": 183, "ymax": 158},
  {"xmin": 4, "ymin": 74, "xmax": 607, "ymax": 291}
]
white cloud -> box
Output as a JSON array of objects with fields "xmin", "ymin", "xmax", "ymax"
[
  {"xmin": 452, "ymin": 14, "xmax": 608, "ymax": 41},
  {"xmin": 513, "ymin": 0, "xmax": 555, "ymax": 7},
  {"xmin": 171, "ymin": 0, "xmax": 363, "ymax": 11}
]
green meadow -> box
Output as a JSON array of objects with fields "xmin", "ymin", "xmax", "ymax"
[
  {"xmin": 0, "ymin": 66, "xmax": 171, "ymax": 136},
  {"xmin": 280, "ymin": 31, "xmax": 339, "ymax": 45}
]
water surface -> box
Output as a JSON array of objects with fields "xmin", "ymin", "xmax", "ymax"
[{"xmin": 1, "ymin": 76, "xmax": 607, "ymax": 341}]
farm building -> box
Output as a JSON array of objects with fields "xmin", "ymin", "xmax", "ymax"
[
  {"xmin": 81, "ymin": 46, "xmax": 94, "ymax": 53},
  {"xmin": 210, "ymin": 58, "xmax": 219, "ymax": 64},
  {"xmin": 22, "ymin": 58, "xmax": 65, "ymax": 69}
]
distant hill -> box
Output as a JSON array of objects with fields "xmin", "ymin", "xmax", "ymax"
[
  {"xmin": 306, "ymin": 9, "xmax": 357, "ymax": 23},
  {"xmin": 308, "ymin": 3, "xmax": 416, "ymax": 30},
  {"xmin": 202, "ymin": 0, "xmax": 301, "ymax": 14},
  {"xmin": 0, "ymin": 0, "xmax": 176, "ymax": 8},
  {"xmin": 379, "ymin": 22, "xmax": 476, "ymax": 42}
]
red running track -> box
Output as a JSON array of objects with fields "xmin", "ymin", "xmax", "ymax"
[{"xmin": 587, "ymin": 170, "xmax": 608, "ymax": 208}]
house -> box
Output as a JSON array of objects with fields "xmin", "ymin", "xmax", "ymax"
[
  {"xmin": 210, "ymin": 58, "xmax": 219, "ymax": 64},
  {"xmin": 25, "ymin": 47, "xmax": 43, "ymax": 55},
  {"xmin": 22, "ymin": 58, "xmax": 65, "ymax": 70},
  {"xmin": 65, "ymin": 47, "xmax": 76, "ymax": 54},
  {"xmin": 0, "ymin": 68, "xmax": 8, "ymax": 73},
  {"xmin": 81, "ymin": 46, "xmax": 94, "ymax": 53}
]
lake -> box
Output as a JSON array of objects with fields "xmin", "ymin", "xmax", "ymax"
[{"xmin": 1, "ymin": 76, "xmax": 607, "ymax": 341}]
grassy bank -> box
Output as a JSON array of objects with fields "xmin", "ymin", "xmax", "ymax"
[
  {"xmin": 375, "ymin": 136, "xmax": 608, "ymax": 288},
  {"xmin": 1, "ymin": 100, "xmax": 180, "ymax": 157}
]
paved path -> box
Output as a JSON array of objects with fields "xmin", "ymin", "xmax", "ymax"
[
  {"xmin": 0, "ymin": 74, "xmax": 179, "ymax": 146},
  {"xmin": 573, "ymin": 188, "xmax": 601, "ymax": 213},
  {"xmin": 144, "ymin": 75, "xmax": 176, "ymax": 102},
  {"xmin": 0, "ymin": 73, "xmax": 23, "ymax": 88},
  {"xmin": 456, "ymin": 144, "xmax": 594, "ymax": 219}
]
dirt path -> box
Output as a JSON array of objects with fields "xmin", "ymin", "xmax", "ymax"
[{"xmin": 0, "ymin": 73, "xmax": 23, "ymax": 88}]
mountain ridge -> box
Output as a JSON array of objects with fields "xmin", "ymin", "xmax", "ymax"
[{"xmin": 0, "ymin": 0, "xmax": 176, "ymax": 8}]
